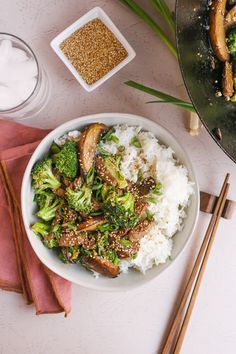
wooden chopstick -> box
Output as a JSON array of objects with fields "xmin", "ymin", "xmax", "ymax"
[
  {"xmin": 173, "ymin": 181, "xmax": 229, "ymax": 353},
  {"xmin": 160, "ymin": 173, "xmax": 230, "ymax": 354}
]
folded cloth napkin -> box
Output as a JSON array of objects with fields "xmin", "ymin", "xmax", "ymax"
[{"xmin": 0, "ymin": 120, "xmax": 72, "ymax": 315}]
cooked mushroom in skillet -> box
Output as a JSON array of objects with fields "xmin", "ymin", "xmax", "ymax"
[
  {"xmin": 209, "ymin": 0, "xmax": 236, "ymax": 101},
  {"xmin": 210, "ymin": 0, "xmax": 229, "ymax": 62}
]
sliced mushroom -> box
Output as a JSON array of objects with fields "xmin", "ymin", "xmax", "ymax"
[
  {"xmin": 109, "ymin": 228, "xmax": 130, "ymax": 244},
  {"xmin": 72, "ymin": 177, "xmax": 83, "ymax": 190},
  {"xmin": 62, "ymin": 177, "xmax": 71, "ymax": 187},
  {"xmin": 78, "ymin": 123, "xmax": 108, "ymax": 175},
  {"xmin": 51, "ymin": 211, "xmax": 62, "ymax": 228},
  {"xmin": 95, "ymin": 155, "xmax": 127, "ymax": 188},
  {"xmin": 109, "ymin": 228, "xmax": 139, "ymax": 259},
  {"xmin": 128, "ymin": 218, "xmax": 154, "ymax": 242},
  {"xmin": 81, "ymin": 255, "xmax": 119, "ymax": 278},
  {"xmin": 54, "ymin": 187, "xmax": 65, "ymax": 197},
  {"xmin": 210, "ymin": 0, "xmax": 229, "ymax": 62},
  {"xmin": 95, "ymin": 156, "xmax": 118, "ymax": 187},
  {"xmin": 52, "ymin": 168, "xmax": 62, "ymax": 181},
  {"xmin": 135, "ymin": 199, "xmax": 149, "ymax": 218},
  {"xmin": 137, "ymin": 177, "xmax": 156, "ymax": 196},
  {"xmin": 59, "ymin": 232, "xmax": 86, "ymax": 247},
  {"xmin": 128, "ymin": 177, "xmax": 156, "ymax": 197},
  {"xmin": 222, "ymin": 61, "xmax": 234, "ymax": 97},
  {"xmin": 116, "ymin": 241, "xmax": 140, "ymax": 259},
  {"xmin": 92, "ymin": 199, "xmax": 102, "ymax": 211},
  {"xmin": 59, "ymin": 225, "xmax": 97, "ymax": 248},
  {"xmin": 225, "ymin": 5, "xmax": 236, "ymax": 30},
  {"xmin": 62, "ymin": 206, "xmax": 78, "ymax": 223},
  {"xmin": 77, "ymin": 216, "xmax": 105, "ymax": 232}
]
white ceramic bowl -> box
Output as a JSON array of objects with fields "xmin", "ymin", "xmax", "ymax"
[
  {"xmin": 50, "ymin": 7, "xmax": 136, "ymax": 92},
  {"xmin": 21, "ymin": 113, "xmax": 199, "ymax": 291}
]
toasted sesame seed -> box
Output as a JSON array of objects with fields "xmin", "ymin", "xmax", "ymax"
[{"xmin": 60, "ymin": 18, "xmax": 128, "ymax": 85}]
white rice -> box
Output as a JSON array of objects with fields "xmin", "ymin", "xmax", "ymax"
[
  {"xmin": 101, "ymin": 125, "xmax": 194, "ymax": 274},
  {"xmin": 55, "ymin": 130, "xmax": 81, "ymax": 146}
]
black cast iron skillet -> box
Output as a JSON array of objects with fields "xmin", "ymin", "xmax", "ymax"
[{"xmin": 176, "ymin": 0, "xmax": 236, "ymax": 163}]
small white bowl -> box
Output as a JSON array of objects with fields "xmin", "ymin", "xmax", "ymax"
[
  {"xmin": 50, "ymin": 7, "xmax": 136, "ymax": 92},
  {"xmin": 21, "ymin": 113, "xmax": 199, "ymax": 292}
]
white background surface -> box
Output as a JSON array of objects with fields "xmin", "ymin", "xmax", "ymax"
[{"xmin": 0, "ymin": 1, "xmax": 236, "ymax": 354}]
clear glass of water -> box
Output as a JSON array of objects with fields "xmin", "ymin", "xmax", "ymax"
[{"xmin": 0, "ymin": 33, "xmax": 50, "ymax": 120}]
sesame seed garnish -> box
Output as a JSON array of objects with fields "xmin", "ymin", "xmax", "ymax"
[{"xmin": 60, "ymin": 18, "xmax": 128, "ymax": 85}]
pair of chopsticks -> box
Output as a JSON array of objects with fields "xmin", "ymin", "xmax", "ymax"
[{"xmin": 161, "ymin": 173, "xmax": 230, "ymax": 354}]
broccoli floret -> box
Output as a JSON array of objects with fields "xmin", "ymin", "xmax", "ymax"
[
  {"xmin": 34, "ymin": 193, "xmax": 46, "ymax": 209},
  {"xmin": 44, "ymin": 238, "xmax": 58, "ymax": 248},
  {"xmin": 65, "ymin": 184, "xmax": 92, "ymax": 214},
  {"xmin": 54, "ymin": 141, "xmax": 78, "ymax": 179},
  {"xmin": 231, "ymin": 78, "xmax": 236, "ymax": 102},
  {"xmin": 50, "ymin": 142, "xmax": 61, "ymax": 155},
  {"xmin": 231, "ymin": 93, "xmax": 236, "ymax": 102},
  {"xmin": 51, "ymin": 223, "xmax": 62, "ymax": 238},
  {"xmin": 228, "ymin": 28, "xmax": 236, "ymax": 57},
  {"xmin": 227, "ymin": 28, "xmax": 236, "ymax": 74},
  {"xmin": 31, "ymin": 222, "xmax": 60, "ymax": 249},
  {"xmin": 103, "ymin": 191, "xmax": 138, "ymax": 229},
  {"xmin": 32, "ymin": 221, "xmax": 50, "ymax": 237},
  {"xmin": 32, "ymin": 158, "xmax": 61, "ymax": 192},
  {"xmin": 45, "ymin": 224, "xmax": 62, "ymax": 248},
  {"xmin": 35, "ymin": 191, "xmax": 62, "ymax": 221}
]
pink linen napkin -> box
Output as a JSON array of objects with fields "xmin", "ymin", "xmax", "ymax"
[{"xmin": 0, "ymin": 120, "xmax": 72, "ymax": 315}]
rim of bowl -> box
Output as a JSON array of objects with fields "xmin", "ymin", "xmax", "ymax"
[
  {"xmin": 21, "ymin": 113, "xmax": 199, "ymax": 291},
  {"xmin": 0, "ymin": 32, "xmax": 40, "ymax": 113}
]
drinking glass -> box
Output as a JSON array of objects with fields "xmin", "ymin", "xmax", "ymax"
[{"xmin": 0, "ymin": 33, "xmax": 50, "ymax": 120}]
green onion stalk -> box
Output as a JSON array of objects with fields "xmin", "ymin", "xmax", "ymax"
[{"xmin": 119, "ymin": 0, "xmax": 195, "ymax": 112}]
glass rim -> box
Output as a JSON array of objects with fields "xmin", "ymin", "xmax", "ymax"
[{"xmin": 0, "ymin": 32, "xmax": 40, "ymax": 113}]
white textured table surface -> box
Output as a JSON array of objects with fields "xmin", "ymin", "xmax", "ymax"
[{"xmin": 1, "ymin": 1, "xmax": 236, "ymax": 354}]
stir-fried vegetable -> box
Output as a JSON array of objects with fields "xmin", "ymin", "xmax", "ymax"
[
  {"xmin": 103, "ymin": 190, "xmax": 139, "ymax": 229},
  {"xmin": 31, "ymin": 222, "xmax": 59, "ymax": 249},
  {"xmin": 32, "ymin": 158, "xmax": 61, "ymax": 192},
  {"xmin": 31, "ymin": 123, "xmax": 157, "ymax": 278},
  {"xmin": 35, "ymin": 192, "xmax": 62, "ymax": 222},
  {"xmin": 54, "ymin": 140, "xmax": 78, "ymax": 179},
  {"xmin": 65, "ymin": 184, "xmax": 92, "ymax": 214},
  {"xmin": 96, "ymin": 155, "xmax": 127, "ymax": 188}
]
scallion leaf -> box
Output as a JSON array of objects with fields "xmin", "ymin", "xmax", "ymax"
[
  {"xmin": 120, "ymin": 0, "xmax": 177, "ymax": 57},
  {"xmin": 146, "ymin": 209, "xmax": 154, "ymax": 221},
  {"xmin": 151, "ymin": 181, "xmax": 163, "ymax": 195},
  {"xmin": 86, "ymin": 166, "xmax": 95, "ymax": 186},
  {"xmin": 110, "ymin": 135, "xmax": 119, "ymax": 144},
  {"xmin": 97, "ymin": 143, "xmax": 112, "ymax": 157},
  {"xmin": 102, "ymin": 129, "xmax": 114, "ymax": 141},
  {"xmin": 146, "ymin": 197, "xmax": 158, "ymax": 204},
  {"xmin": 131, "ymin": 136, "xmax": 142, "ymax": 148},
  {"xmin": 120, "ymin": 239, "xmax": 131, "ymax": 247},
  {"xmin": 103, "ymin": 129, "xmax": 120, "ymax": 144},
  {"xmin": 132, "ymin": 253, "xmax": 138, "ymax": 260},
  {"xmin": 89, "ymin": 210, "xmax": 103, "ymax": 216},
  {"xmin": 150, "ymin": 0, "xmax": 175, "ymax": 34},
  {"xmin": 113, "ymin": 256, "xmax": 120, "ymax": 265},
  {"xmin": 67, "ymin": 222, "xmax": 76, "ymax": 229},
  {"xmin": 137, "ymin": 169, "xmax": 143, "ymax": 182},
  {"xmin": 125, "ymin": 80, "xmax": 195, "ymax": 113}
]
